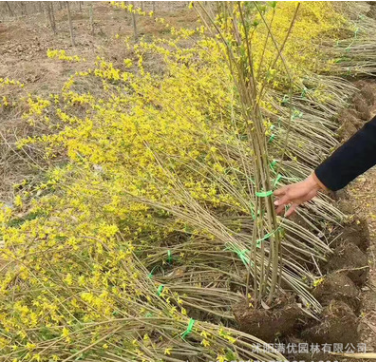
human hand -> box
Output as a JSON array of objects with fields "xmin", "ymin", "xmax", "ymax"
[{"xmin": 273, "ymin": 173, "xmax": 325, "ymax": 217}]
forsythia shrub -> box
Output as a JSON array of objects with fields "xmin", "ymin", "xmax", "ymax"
[{"xmin": 0, "ymin": 2, "xmax": 353, "ymax": 361}]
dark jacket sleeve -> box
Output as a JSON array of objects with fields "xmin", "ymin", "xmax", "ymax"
[{"xmin": 315, "ymin": 115, "xmax": 376, "ymax": 191}]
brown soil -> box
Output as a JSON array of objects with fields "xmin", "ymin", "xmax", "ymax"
[
  {"xmin": 335, "ymin": 78, "xmax": 376, "ymax": 352},
  {"xmin": 285, "ymin": 78, "xmax": 376, "ymax": 356},
  {"xmin": 326, "ymin": 241, "xmax": 369, "ymax": 286},
  {"xmin": 342, "ymin": 219, "xmax": 370, "ymax": 252},
  {"xmin": 367, "ymin": 4, "xmax": 376, "ymax": 19},
  {"xmin": 313, "ymin": 272, "xmax": 360, "ymax": 311},
  {"xmin": 302, "ymin": 300, "xmax": 359, "ymax": 345},
  {"xmin": 329, "ymin": 218, "xmax": 370, "ymax": 251},
  {"xmin": 353, "ymin": 94, "xmax": 371, "ymax": 121},
  {"xmin": 233, "ymin": 300, "xmax": 304, "ymax": 342},
  {"xmin": 338, "ymin": 113, "xmax": 358, "ymax": 140},
  {"xmin": 338, "ymin": 80, "xmax": 376, "ymax": 141},
  {"xmin": 357, "ymin": 81, "xmax": 375, "ymax": 106}
]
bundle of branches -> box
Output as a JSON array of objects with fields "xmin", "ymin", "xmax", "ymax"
[{"xmin": 323, "ymin": 3, "xmax": 376, "ymax": 75}]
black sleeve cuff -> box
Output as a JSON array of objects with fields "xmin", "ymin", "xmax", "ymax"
[{"xmin": 315, "ymin": 116, "xmax": 376, "ymax": 192}]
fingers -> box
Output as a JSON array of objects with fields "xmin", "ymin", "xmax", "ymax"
[
  {"xmin": 273, "ymin": 180, "xmax": 320, "ymax": 217},
  {"xmin": 274, "ymin": 185, "xmax": 288, "ymax": 197},
  {"xmin": 276, "ymin": 203, "xmax": 286, "ymax": 215},
  {"xmin": 274, "ymin": 194, "xmax": 290, "ymax": 208},
  {"xmin": 285, "ymin": 203, "xmax": 298, "ymax": 217},
  {"xmin": 274, "ymin": 192, "xmax": 292, "ymax": 215}
]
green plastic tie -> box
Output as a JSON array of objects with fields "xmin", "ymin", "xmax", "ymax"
[
  {"xmin": 225, "ymin": 244, "xmax": 256, "ymax": 267},
  {"xmin": 281, "ymin": 94, "xmax": 289, "ymax": 105},
  {"xmin": 250, "ymin": 207, "xmax": 255, "ymax": 220},
  {"xmin": 256, "ymin": 236, "xmax": 267, "ymax": 248},
  {"xmin": 268, "ymin": 125, "xmax": 276, "ymax": 143},
  {"xmin": 167, "ymin": 250, "xmax": 172, "ymax": 263},
  {"xmin": 291, "ymin": 109, "xmax": 303, "ymax": 121},
  {"xmin": 269, "ymin": 159, "xmax": 277, "ymax": 171},
  {"xmin": 273, "ymin": 174, "xmax": 282, "ymax": 187},
  {"xmin": 157, "ymin": 284, "xmax": 165, "ymax": 296},
  {"xmin": 148, "ymin": 265, "xmax": 159, "ymax": 279},
  {"xmin": 181, "ymin": 318, "xmax": 195, "ymax": 340},
  {"xmin": 256, "ymin": 190, "xmax": 273, "ymax": 198},
  {"xmin": 250, "ymin": 205, "xmax": 263, "ymax": 221},
  {"xmin": 237, "ymin": 249, "xmax": 248, "ymax": 265},
  {"xmin": 354, "ymin": 27, "xmax": 359, "ymax": 39},
  {"xmin": 256, "ymin": 227, "xmax": 282, "ymax": 247}
]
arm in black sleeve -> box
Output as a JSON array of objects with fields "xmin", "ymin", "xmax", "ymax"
[{"xmin": 315, "ymin": 115, "xmax": 376, "ymax": 191}]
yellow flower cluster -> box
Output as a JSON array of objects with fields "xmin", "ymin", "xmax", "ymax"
[
  {"xmin": 110, "ymin": 1, "xmax": 153, "ymax": 17},
  {"xmin": 0, "ymin": 77, "xmax": 25, "ymax": 108},
  {"xmin": 46, "ymin": 49, "xmax": 85, "ymax": 62},
  {"xmin": 0, "ymin": 77, "xmax": 24, "ymax": 88}
]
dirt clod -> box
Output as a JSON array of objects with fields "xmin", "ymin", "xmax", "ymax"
[
  {"xmin": 233, "ymin": 301, "xmax": 304, "ymax": 342},
  {"xmin": 313, "ymin": 272, "xmax": 359, "ymax": 311},
  {"xmin": 331, "ymin": 219, "xmax": 370, "ymax": 251},
  {"xmin": 338, "ymin": 112, "xmax": 361, "ymax": 140},
  {"xmin": 342, "ymin": 221, "xmax": 370, "ymax": 251},
  {"xmin": 361, "ymin": 84, "xmax": 375, "ymax": 106},
  {"xmin": 353, "ymin": 94, "xmax": 371, "ymax": 121},
  {"xmin": 302, "ymin": 300, "xmax": 359, "ymax": 345},
  {"xmin": 326, "ymin": 241, "xmax": 369, "ymax": 285}
]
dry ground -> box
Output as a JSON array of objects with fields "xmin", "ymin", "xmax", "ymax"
[{"xmin": 0, "ymin": 1, "xmax": 196, "ymax": 203}]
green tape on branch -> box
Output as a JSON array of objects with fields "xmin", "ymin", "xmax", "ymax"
[
  {"xmin": 256, "ymin": 190, "xmax": 273, "ymax": 198},
  {"xmin": 181, "ymin": 318, "xmax": 195, "ymax": 340},
  {"xmin": 256, "ymin": 227, "xmax": 282, "ymax": 247},
  {"xmin": 167, "ymin": 250, "xmax": 172, "ymax": 263},
  {"xmin": 250, "ymin": 207, "xmax": 255, "ymax": 221},
  {"xmin": 237, "ymin": 249, "xmax": 248, "ymax": 265},
  {"xmin": 249, "ymin": 205, "xmax": 263, "ymax": 221},
  {"xmin": 273, "ymin": 174, "xmax": 282, "ymax": 187},
  {"xmin": 354, "ymin": 27, "xmax": 359, "ymax": 39},
  {"xmin": 281, "ymin": 94, "xmax": 289, "ymax": 105},
  {"xmin": 148, "ymin": 265, "xmax": 159, "ymax": 279},
  {"xmin": 225, "ymin": 245, "xmax": 255, "ymax": 267},
  {"xmin": 292, "ymin": 110, "xmax": 303, "ymax": 120},
  {"xmin": 268, "ymin": 134, "xmax": 276, "ymax": 143},
  {"xmin": 256, "ymin": 234, "xmax": 268, "ymax": 248},
  {"xmin": 157, "ymin": 284, "xmax": 165, "ymax": 296},
  {"xmin": 269, "ymin": 159, "xmax": 277, "ymax": 171}
]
